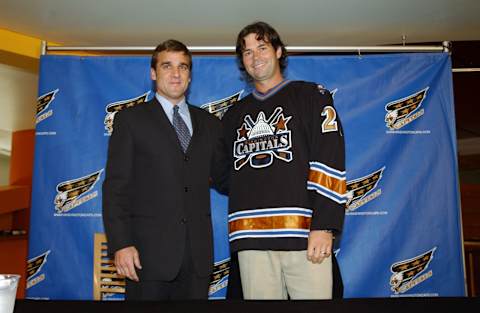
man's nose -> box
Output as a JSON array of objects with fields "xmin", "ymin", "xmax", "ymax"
[{"xmin": 172, "ymin": 68, "xmax": 180, "ymax": 77}]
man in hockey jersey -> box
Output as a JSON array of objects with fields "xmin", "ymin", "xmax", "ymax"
[{"xmin": 222, "ymin": 21, "xmax": 347, "ymax": 299}]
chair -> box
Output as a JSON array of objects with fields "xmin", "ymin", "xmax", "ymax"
[{"xmin": 93, "ymin": 233, "xmax": 126, "ymax": 300}]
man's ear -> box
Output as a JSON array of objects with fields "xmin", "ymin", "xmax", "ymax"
[
  {"xmin": 276, "ymin": 46, "xmax": 282, "ymax": 59},
  {"xmin": 150, "ymin": 68, "xmax": 156, "ymax": 81}
]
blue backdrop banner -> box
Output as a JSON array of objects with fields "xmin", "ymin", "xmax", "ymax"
[{"xmin": 27, "ymin": 53, "xmax": 465, "ymax": 300}]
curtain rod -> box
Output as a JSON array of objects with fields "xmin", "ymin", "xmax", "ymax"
[
  {"xmin": 42, "ymin": 41, "xmax": 450, "ymax": 54},
  {"xmin": 43, "ymin": 41, "xmax": 480, "ymax": 72}
]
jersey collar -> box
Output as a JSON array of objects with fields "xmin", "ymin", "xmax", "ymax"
[{"xmin": 253, "ymin": 79, "xmax": 291, "ymax": 101}]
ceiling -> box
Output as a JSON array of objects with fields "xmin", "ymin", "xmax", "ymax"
[{"xmin": 1, "ymin": 0, "xmax": 480, "ymax": 47}]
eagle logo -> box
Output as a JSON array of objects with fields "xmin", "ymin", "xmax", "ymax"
[
  {"xmin": 346, "ymin": 167, "xmax": 385, "ymax": 210},
  {"xmin": 201, "ymin": 90, "xmax": 243, "ymax": 120},
  {"xmin": 54, "ymin": 170, "xmax": 103, "ymax": 213},
  {"xmin": 36, "ymin": 89, "xmax": 59, "ymax": 124},
  {"xmin": 208, "ymin": 258, "xmax": 230, "ymax": 296},
  {"xmin": 37, "ymin": 89, "xmax": 58, "ymax": 115},
  {"xmin": 385, "ymin": 87, "xmax": 428, "ymax": 130},
  {"xmin": 104, "ymin": 92, "xmax": 150, "ymax": 135},
  {"xmin": 27, "ymin": 250, "xmax": 50, "ymax": 280},
  {"xmin": 390, "ymin": 247, "xmax": 436, "ymax": 294}
]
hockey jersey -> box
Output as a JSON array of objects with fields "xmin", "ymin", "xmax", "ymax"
[{"xmin": 222, "ymin": 80, "xmax": 347, "ymax": 252}]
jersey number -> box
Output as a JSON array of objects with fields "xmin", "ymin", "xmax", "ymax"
[{"xmin": 321, "ymin": 106, "xmax": 338, "ymax": 133}]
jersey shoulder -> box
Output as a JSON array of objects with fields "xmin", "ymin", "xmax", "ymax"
[{"xmin": 290, "ymin": 80, "xmax": 332, "ymax": 97}]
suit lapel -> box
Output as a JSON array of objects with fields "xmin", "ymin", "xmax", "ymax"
[{"xmin": 145, "ymin": 98, "xmax": 185, "ymax": 153}]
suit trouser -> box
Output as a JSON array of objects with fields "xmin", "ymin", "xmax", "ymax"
[
  {"xmin": 238, "ymin": 250, "xmax": 332, "ymax": 300},
  {"xmin": 126, "ymin": 233, "xmax": 210, "ymax": 300}
]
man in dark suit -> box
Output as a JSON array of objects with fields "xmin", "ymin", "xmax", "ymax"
[{"xmin": 102, "ymin": 39, "xmax": 227, "ymax": 300}]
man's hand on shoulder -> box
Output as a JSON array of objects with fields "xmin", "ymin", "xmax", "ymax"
[
  {"xmin": 114, "ymin": 246, "xmax": 142, "ymax": 282},
  {"xmin": 307, "ymin": 230, "xmax": 333, "ymax": 264}
]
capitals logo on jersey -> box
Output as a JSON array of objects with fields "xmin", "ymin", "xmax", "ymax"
[
  {"xmin": 104, "ymin": 92, "xmax": 150, "ymax": 135},
  {"xmin": 234, "ymin": 107, "xmax": 292, "ymax": 170},
  {"xmin": 36, "ymin": 89, "xmax": 58, "ymax": 124},
  {"xmin": 385, "ymin": 87, "xmax": 428, "ymax": 130},
  {"xmin": 201, "ymin": 90, "xmax": 243, "ymax": 120},
  {"xmin": 54, "ymin": 169, "xmax": 103, "ymax": 214},
  {"xmin": 390, "ymin": 247, "xmax": 436, "ymax": 294}
]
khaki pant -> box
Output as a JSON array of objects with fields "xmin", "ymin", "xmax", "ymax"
[{"xmin": 238, "ymin": 250, "xmax": 332, "ymax": 300}]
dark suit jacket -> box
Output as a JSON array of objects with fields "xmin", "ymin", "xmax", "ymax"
[{"xmin": 102, "ymin": 98, "xmax": 227, "ymax": 281}]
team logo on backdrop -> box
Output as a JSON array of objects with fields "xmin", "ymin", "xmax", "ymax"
[
  {"xmin": 389, "ymin": 247, "xmax": 436, "ymax": 294},
  {"xmin": 330, "ymin": 88, "xmax": 338, "ymax": 98},
  {"xmin": 26, "ymin": 250, "xmax": 51, "ymax": 289},
  {"xmin": 36, "ymin": 89, "xmax": 58, "ymax": 124},
  {"xmin": 201, "ymin": 90, "xmax": 243, "ymax": 119},
  {"xmin": 104, "ymin": 92, "xmax": 150, "ymax": 135},
  {"xmin": 54, "ymin": 169, "xmax": 103, "ymax": 214},
  {"xmin": 208, "ymin": 258, "xmax": 230, "ymax": 297},
  {"xmin": 317, "ymin": 85, "xmax": 338, "ymax": 98},
  {"xmin": 234, "ymin": 107, "xmax": 293, "ymax": 170},
  {"xmin": 346, "ymin": 167, "xmax": 385, "ymax": 212},
  {"xmin": 385, "ymin": 87, "xmax": 429, "ymax": 130}
]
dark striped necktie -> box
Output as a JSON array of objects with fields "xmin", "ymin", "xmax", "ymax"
[{"xmin": 173, "ymin": 105, "xmax": 191, "ymax": 152}]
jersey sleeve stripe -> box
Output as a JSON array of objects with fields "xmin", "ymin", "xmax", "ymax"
[
  {"xmin": 307, "ymin": 182, "xmax": 348, "ymax": 204},
  {"xmin": 308, "ymin": 165, "xmax": 346, "ymax": 195},
  {"xmin": 309, "ymin": 161, "xmax": 346, "ymax": 177}
]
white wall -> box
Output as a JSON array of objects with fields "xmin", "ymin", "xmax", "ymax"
[
  {"xmin": 0, "ymin": 62, "xmax": 38, "ymax": 132},
  {"xmin": 0, "ymin": 61, "xmax": 38, "ymax": 183}
]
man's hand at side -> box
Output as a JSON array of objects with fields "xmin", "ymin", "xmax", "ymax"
[
  {"xmin": 114, "ymin": 246, "xmax": 142, "ymax": 281},
  {"xmin": 307, "ymin": 230, "xmax": 333, "ymax": 264}
]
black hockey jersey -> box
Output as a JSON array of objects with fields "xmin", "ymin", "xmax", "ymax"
[{"xmin": 222, "ymin": 80, "xmax": 346, "ymax": 252}]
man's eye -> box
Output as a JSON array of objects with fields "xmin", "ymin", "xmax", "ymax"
[
  {"xmin": 179, "ymin": 65, "xmax": 189, "ymax": 71},
  {"xmin": 243, "ymin": 51, "xmax": 252, "ymax": 57},
  {"xmin": 161, "ymin": 64, "xmax": 171, "ymax": 70}
]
